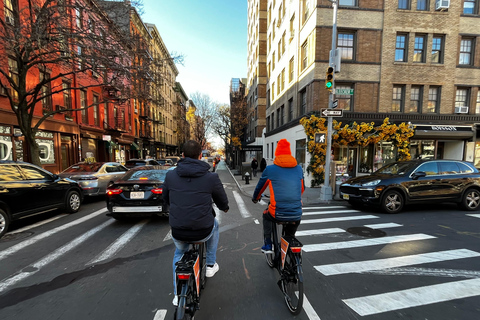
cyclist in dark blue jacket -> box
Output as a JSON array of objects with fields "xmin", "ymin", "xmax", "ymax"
[{"xmin": 163, "ymin": 140, "xmax": 229, "ymax": 305}]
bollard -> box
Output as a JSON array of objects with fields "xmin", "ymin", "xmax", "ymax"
[{"xmin": 245, "ymin": 172, "xmax": 250, "ymax": 184}]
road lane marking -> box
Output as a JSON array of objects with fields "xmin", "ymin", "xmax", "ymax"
[
  {"xmin": 0, "ymin": 219, "xmax": 115, "ymax": 293},
  {"xmin": 301, "ymin": 215, "xmax": 379, "ymax": 225},
  {"xmin": 233, "ymin": 191, "xmax": 251, "ymax": 218},
  {"xmin": 6, "ymin": 214, "xmax": 68, "ymax": 234},
  {"xmin": 466, "ymin": 214, "xmax": 480, "ymax": 218},
  {"xmin": 163, "ymin": 230, "xmax": 172, "ymax": 241},
  {"xmin": 363, "ymin": 223, "xmax": 402, "ymax": 229},
  {"xmin": 363, "ymin": 267, "xmax": 480, "ymax": 278},
  {"xmin": 302, "ymin": 293, "xmax": 322, "ymax": 320},
  {"xmin": 302, "ymin": 234, "xmax": 436, "ymax": 252},
  {"xmin": 296, "ymin": 228, "xmax": 345, "ymax": 236},
  {"xmin": 88, "ymin": 219, "xmax": 149, "ymax": 265},
  {"xmin": 302, "ymin": 210, "xmax": 360, "ymax": 216},
  {"xmin": 0, "ymin": 209, "xmax": 107, "ymax": 261},
  {"xmin": 343, "ymin": 278, "xmax": 480, "ymax": 316},
  {"xmin": 315, "ymin": 249, "xmax": 480, "ymax": 276},
  {"xmin": 153, "ymin": 309, "xmax": 167, "ymax": 320}
]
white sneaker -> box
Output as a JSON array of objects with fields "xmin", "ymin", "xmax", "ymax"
[
  {"xmin": 206, "ymin": 263, "xmax": 219, "ymax": 277},
  {"xmin": 172, "ymin": 295, "xmax": 178, "ymax": 306}
]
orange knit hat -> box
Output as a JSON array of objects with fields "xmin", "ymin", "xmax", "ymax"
[{"xmin": 275, "ymin": 139, "xmax": 291, "ymax": 156}]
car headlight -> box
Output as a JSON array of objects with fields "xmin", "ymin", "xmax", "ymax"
[{"xmin": 362, "ymin": 179, "xmax": 381, "ymax": 187}]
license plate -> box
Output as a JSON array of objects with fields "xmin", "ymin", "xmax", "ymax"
[
  {"xmin": 130, "ymin": 191, "xmax": 144, "ymax": 199},
  {"xmin": 342, "ymin": 194, "xmax": 350, "ymax": 200}
]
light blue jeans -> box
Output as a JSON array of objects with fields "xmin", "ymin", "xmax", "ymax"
[{"xmin": 172, "ymin": 218, "xmax": 219, "ymax": 292}]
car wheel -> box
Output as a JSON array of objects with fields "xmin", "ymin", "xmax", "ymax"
[
  {"xmin": 0, "ymin": 208, "xmax": 11, "ymax": 238},
  {"xmin": 65, "ymin": 190, "xmax": 81, "ymax": 213},
  {"xmin": 381, "ymin": 190, "xmax": 404, "ymax": 214},
  {"xmin": 460, "ymin": 188, "xmax": 480, "ymax": 211}
]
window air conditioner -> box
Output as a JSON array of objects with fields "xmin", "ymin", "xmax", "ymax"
[
  {"xmin": 435, "ymin": 0, "xmax": 450, "ymax": 10},
  {"xmin": 455, "ymin": 106, "xmax": 468, "ymax": 114}
]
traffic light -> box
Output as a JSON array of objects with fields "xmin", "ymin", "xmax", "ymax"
[{"xmin": 325, "ymin": 66, "xmax": 334, "ymax": 92}]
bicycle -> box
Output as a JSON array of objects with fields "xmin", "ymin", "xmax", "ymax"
[
  {"xmin": 258, "ymin": 198, "xmax": 304, "ymax": 314},
  {"xmin": 174, "ymin": 241, "xmax": 207, "ymax": 320}
]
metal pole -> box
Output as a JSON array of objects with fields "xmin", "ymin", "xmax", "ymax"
[{"xmin": 320, "ymin": 0, "xmax": 337, "ymax": 201}]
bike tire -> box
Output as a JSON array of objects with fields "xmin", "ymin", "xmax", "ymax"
[
  {"xmin": 281, "ymin": 252, "xmax": 304, "ymax": 315},
  {"xmin": 175, "ymin": 283, "xmax": 195, "ymax": 320},
  {"xmin": 264, "ymin": 250, "xmax": 275, "ymax": 268},
  {"xmin": 199, "ymin": 243, "xmax": 207, "ymax": 289}
]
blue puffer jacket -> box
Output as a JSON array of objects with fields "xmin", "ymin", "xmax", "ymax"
[
  {"xmin": 252, "ymin": 155, "xmax": 304, "ymax": 221},
  {"xmin": 163, "ymin": 157, "xmax": 229, "ymax": 239}
]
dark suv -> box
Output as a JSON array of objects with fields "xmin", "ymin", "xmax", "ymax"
[{"xmin": 0, "ymin": 161, "xmax": 83, "ymax": 238}]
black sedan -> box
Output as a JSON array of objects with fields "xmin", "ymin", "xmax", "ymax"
[
  {"xmin": 339, "ymin": 159, "xmax": 480, "ymax": 214},
  {"xmin": 105, "ymin": 165, "xmax": 175, "ymax": 220},
  {"xmin": 0, "ymin": 161, "xmax": 83, "ymax": 238}
]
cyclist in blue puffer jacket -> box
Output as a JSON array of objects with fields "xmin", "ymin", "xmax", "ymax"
[{"xmin": 252, "ymin": 139, "xmax": 305, "ymax": 252}]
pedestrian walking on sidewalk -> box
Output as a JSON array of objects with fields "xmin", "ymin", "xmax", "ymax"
[
  {"xmin": 251, "ymin": 157, "xmax": 258, "ymax": 177},
  {"xmin": 260, "ymin": 158, "xmax": 267, "ymax": 172}
]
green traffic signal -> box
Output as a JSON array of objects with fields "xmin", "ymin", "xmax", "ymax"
[{"xmin": 325, "ymin": 66, "xmax": 334, "ymax": 91}]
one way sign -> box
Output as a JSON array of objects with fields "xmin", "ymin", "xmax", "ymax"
[{"xmin": 321, "ymin": 108, "xmax": 343, "ymax": 117}]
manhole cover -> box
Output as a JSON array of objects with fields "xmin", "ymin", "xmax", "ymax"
[
  {"xmin": 0, "ymin": 231, "xmax": 34, "ymax": 242},
  {"xmin": 346, "ymin": 227, "xmax": 386, "ymax": 238}
]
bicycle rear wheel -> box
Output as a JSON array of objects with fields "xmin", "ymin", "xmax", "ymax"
[
  {"xmin": 198, "ymin": 243, "xmax": 207, "ymax": 289},
  {"xmin": 175, "ymin": 283, "xmax": 195, "ymax": 320},
  {"xmin": 281, "ymin": 251, "xmax": 304, "ymax": 315},
  {"xmin": 264, "ymin": 247, "xmax": 275, "ymax": 268}
]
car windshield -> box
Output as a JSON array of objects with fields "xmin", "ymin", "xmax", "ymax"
[
  {"xmin": 122, "ymin": 169, "xmax": 169, "ymax": 181},
  {"xmin": 63, "ymin": 163, "xmax": 103, "ymax": 173},
  {"xmin": 125, "ymin": 161, "xmax": 146, "ymax": 166},
  {"xmin": 375, "ymin": 161, "xmax": 416, "ymax": 175}
]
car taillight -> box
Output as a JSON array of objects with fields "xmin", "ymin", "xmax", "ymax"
[
  {"xmin": 177, "ymin": 273, "xmax": 191, "ymax": 280},
  {"xmin": 290, "ymin": 247, "xmax": 302, "ymax": 253},
  {"xmin": 107, "ymin": 189, "xmax": 123, "ymax": 195},
  {"xmin": 151, "ymin": 188, "xmax": 163, "ymax": 194}
]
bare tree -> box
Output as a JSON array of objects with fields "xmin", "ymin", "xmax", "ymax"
[{"xmin": 190, "ymin": 91, "xmax": 217, "ymax": 146}]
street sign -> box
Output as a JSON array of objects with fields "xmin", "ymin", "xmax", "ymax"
[
  {"xmin": 332, "ymin": 99, "xmax": 338, "ymax": 109},
  {"xmin": 321, "ymin": 108, "xmax": 343, "ymax": 117},
  {"xmin": 335, "ymin": 88, "xmax": 354, "ymax": 95},
  {"xmin": 315, "ymin": 132, "xmax": 327, "ymax": 144}
]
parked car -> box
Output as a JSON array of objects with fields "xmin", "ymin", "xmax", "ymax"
[
  {"xmin": 58, "ymin": 162, "xmax": 128, "ymax": 196},
  {"xmin": 105, "ymin": 165, "xmax": 175, "ymax": 220},
  {"xmin": 339, "ymin": 159, "xmax": 480, "ymax": 214},
  {"xmin": 165, "ymin": 156, "xmax": 181, "ymax": 166},
  {"xmin": 124, "ymin": 158, "xmax": 160, "ymax": 169},
  {"xmin": 0, "ymin": 161, "xmax": 83, "ymax": 238},
  {"xmin": 157, "ymin": 159, "xmax": 174, "ymax": 166}
]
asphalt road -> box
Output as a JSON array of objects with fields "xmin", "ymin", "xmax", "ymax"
[{"xmin": 1, "ymin": 162, "xmax": 480, "ymax": 320}]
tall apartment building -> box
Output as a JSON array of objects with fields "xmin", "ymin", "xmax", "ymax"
[{"xmin": 246, "ymin": 0, "xmax": 480, "ymax": 187}]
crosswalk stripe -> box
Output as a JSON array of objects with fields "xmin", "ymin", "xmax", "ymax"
[
  {"xmin": 303, "ymin": 206, "xmax": 348, "ymax": 210},
  {"xmin": 343, "ymin": 278, "xmax": 480, "ymax": 316},
  {"xmin": 88, "ymin": 219, "xmax": 149, "ymax": 265},
  {"xmin": 0, "ymin": 219, "xmax": 115, "ymax": 293},
  {"xmin": 315, "ymin": 249, "xmax": 480, "ymax": 276},
  {"xmin": 303, "ymin": 209, "xmax": 360, "ymax": 216},
  {"xmin": 302, "ymin": 234, "xmax": 436, "ymax": 252},
  {"xmin": 363, "ymin": 223, "xmax": 402, "ymax": 229},
  {"xmin": 301, "ymin": 215, "xmax": 379, "ymax": 225},
  {"xmin": 466, "ymin": 214, "xmax": 480, "ymax": 218},
  {"xmin": 296, "ymin": 228, "xmax": 345, "ymax": 236},
  {"xmin": 0, "ymin": 209, "xmax": 107, "ymax": 261},
  {"xmin": 6, "ymin": 214, "xmax": 68, "ymax": 234},
  {"xmin": 233, "ymin": 191, "xmax": 251, "ymax": 218}
]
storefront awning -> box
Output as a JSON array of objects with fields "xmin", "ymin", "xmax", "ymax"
[{"xmin": 414, "ymin": 124, "xmax": 473, "ymax": 139}]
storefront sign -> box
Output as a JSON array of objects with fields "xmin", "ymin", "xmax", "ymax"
[
  {"xmin": 103, "ymin": 135, "xmax": 112, "ymax": 141},
  {"xmin": 430, "ymin": 125, "xmax": 457, "ymax": 131}
]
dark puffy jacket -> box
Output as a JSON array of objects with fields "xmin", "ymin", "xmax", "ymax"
[{"xmin": 163, "ymin": 157, "xmax": 229, "ymax": 239}]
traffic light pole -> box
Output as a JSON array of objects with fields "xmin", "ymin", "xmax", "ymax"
[{"xmin": 320, "ymin": 0, "xmax": 338, "ymax": 202}]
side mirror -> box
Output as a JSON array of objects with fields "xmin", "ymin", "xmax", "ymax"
[{"xmin": 412, "ymin": 171, "xmax": 426, "ymax": 180}]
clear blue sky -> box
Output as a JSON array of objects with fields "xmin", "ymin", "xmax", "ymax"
[{"xmin": 142, "ymin": 0, "xmax": 247, "ymax": 105}]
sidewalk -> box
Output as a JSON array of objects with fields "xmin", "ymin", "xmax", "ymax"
[{"xmin": 224, "ymin": 163, "xmax": 344, "ymax": 206}]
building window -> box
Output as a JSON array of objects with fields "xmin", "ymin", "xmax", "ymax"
[
  {"xmin": 93, "ymin": 94, "xmax": 99, "ymax": 126},
  {"xmin": 277, "ymin": 75, "xmax": 281, "ymax": 95},
  {"xmin": 417, "ymin": 0, "xmax": 428, "ymax": 11},
  {"xmin": 281, "ymin": 32, "xmax": 286, "ymax": 56},
  {"xmin": 300, "ymin": 90, "xmax": 307, "ymax": 115},
  {"xmin": 398, "ymin": 0, "xmax": 410, "ymax": 9},
  {"xmin": 431, "ymin": 36, "xmax": 444, "ymax": 63},
  {"xmin": 395, "ymin": 33, "xmax": 408, "ymax": 62},
  {"xmin": 4, "ymin": 0, "xmax": 15, "ymax": 23},
  {"xmin": 459, "ymin": 38, "xmax": 473, "ymax": 65},
  {"xmin": 338, "ymin": 32, "xmax": 354, "ymax": 60},
  {"xmin": 336, "ymin": 84, "xmax": 353, "ymax": 111},
  {"xmin": 75, "ymin": 8, "xmax": 83, "ymax": 29},
  {"xmin": 427, "ymin": 87, "xmax": 440, "ymax": 113},
  {"xmin": 464, "ymin": 0, "xmax": 477, "ymax": 14},
  {"xmin": 413, "ymin": 35, "xmax": 426, "ymax": 63},
  {"xmin": 476, "ymin": 91, "xmax": 480, "ymax": 114},
  {"xmin": 266, "ymin": 116, "xmax": 270, "ymax": 132},
  {"xmin": 81, "ymin": 90, "xmax": 88, "ymax": 123},
  {"xmin": 104, "ymin": 102, "xmax": 109, "ymax": 129},
  {"xmin": 40, "ymin": 71, "xmax": 52, "ymax": 112},
  {"xmin": 339, "ymin": 0, "xmax": 356, "ymax": 6},
  {"xmin": 289, "ymin": 14, "xmax": 295, "ymax": 42},
  {"xmin": 301, "ymin": 40, "xmax": 308, "ymax": 70},
  {"xmin": 295, "ymin": 139, "xmax": 306, "ymax": 169},
  {"xmin": 289, "ymin": 57, "xmax": 294, "ymax": 82},
  {"xmin": 61, "ymin": 81, "xmax": 72, "ymax": 116},
  {"xmin": 280, "ymin": 105, "xmax": 285, "ymax": 126},
  {"xmin": 302, "ymin": 0, "xmax": 310, "ymax": 24},
  {"xmin": 392, "ymin": 86, "xmax": 404, "ymax": 112},
  {"xmin": 408, "ymin": 86, "xmax": 422, "ymax": 113},
  {"xmin": 281, "ymin": 69, "xmax": 285, "ymax": 91},
  {"xmin": 7, "ymin": 58, "xmax": 18, "ymax": 101},
  {"xmin": 288, "ymin": 98, "xmax": 293, "ymax": 121},
  {"xmin": 272, "ymin": 82, "xmax": 275, "ymax": 100},
  {"xmin": 272, "ymin": 52, "xmax": 275, "ymax": 70},
  {"xmin": 455, "ymin": 88, "xmax": 470, "ymax": 112}
]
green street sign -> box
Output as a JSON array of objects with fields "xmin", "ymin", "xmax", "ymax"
[{"xmin": 335, "ymin": 88, "xmax": 354, "ymax": 95}]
